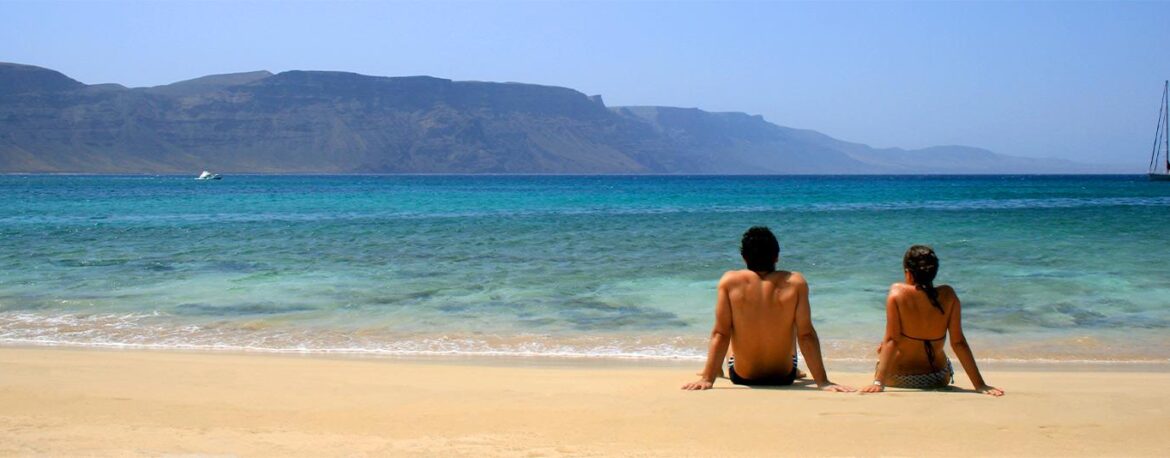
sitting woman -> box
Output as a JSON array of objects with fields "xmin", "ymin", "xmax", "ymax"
[{"xmin": 861, "ymin": 245, "xmax": 1004, "ymax": 396}]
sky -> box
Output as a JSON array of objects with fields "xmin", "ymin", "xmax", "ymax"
[{"xmin": 3, "ymin": 1, "xmax": 1170, "ymax": 167}]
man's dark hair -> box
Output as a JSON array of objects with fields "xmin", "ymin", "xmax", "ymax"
[{"xmin": 740, "ymin": 226, "xmax": 779, "ymax": 272}]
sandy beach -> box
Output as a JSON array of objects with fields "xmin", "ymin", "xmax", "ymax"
[{"xmin": 1, "ymin": 347, "xmax": 1167, "ymax": 456}]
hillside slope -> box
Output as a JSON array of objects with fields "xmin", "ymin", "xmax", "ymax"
[{"xmin": 0, "ymin": 62, "xmax": 1102, "ymax": 174}]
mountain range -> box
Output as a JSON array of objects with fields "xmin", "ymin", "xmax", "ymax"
[{"xmin": 0, "ymin": 62, "xmax": 1109, "ymax": 174}]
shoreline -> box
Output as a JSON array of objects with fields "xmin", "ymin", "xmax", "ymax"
[
  {"xmin": 4, "ymin": 341, "xmax": 1169, "ymax": 372},
  {"xmin": 3, "ymin": 346, "xmax": 1169, "ymax": 456},
  {"xmin": 4, "ymin": 342, "xmax": 1165, "ymax": 374}
]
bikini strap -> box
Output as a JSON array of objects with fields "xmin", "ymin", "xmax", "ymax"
[{"xmin": 894, "ymin": 298, "xmax": 948, "ymax": 372}]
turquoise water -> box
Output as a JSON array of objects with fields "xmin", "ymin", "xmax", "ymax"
[{"xmin": 1, "ymin": 175, "xmax": 1168, "ymax": 363}]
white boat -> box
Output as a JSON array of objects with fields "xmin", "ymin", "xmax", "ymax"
[
  {"xmin": 196, "ymin": 170, "xmax": 222, "ymax": 180},
  {"xmin": 1148, "ymin": 81, "xmax": 1170, "ymax": 181}
]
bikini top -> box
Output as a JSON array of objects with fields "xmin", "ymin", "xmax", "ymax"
[{"xmin": 895, "ymin": 302, "xmax": 950, "ymax": 372}]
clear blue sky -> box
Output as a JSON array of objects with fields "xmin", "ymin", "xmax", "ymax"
[{"xmin": 3, "ymin": 1, "xmax": 1169, "ymax": 167}]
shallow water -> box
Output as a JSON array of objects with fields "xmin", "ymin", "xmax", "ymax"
[{"xmin": 1, "ymin": 174, "xmax": 1168, "ymax": 363}]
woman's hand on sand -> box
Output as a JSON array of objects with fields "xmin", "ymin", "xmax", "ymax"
[
  {"xmin": 859, "ymin": 384, "xmax": 885, "ymax": 394},
  {"xmin": 681, "ymin": 378, "xmax": 714, "ymax": 391},
  {"xmin": 977, "ymin": 385, "xmax": 1004, "ymax": 397}
]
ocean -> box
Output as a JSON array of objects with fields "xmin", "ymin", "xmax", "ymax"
[{"xmin": 1, "ymin": 175, "xmax": 1168, "ymax": 364}]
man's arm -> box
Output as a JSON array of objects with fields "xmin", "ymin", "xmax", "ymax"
[
  {"xmin": 682, "ymin": 277, "xmax": 733, "ymax": 391},
  {"xmin": 793, "ymin": 274, "xmax": 854, "ymax": 392}
]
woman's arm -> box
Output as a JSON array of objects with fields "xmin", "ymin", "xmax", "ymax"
[
  {"xmin": 947, "ymin": 289, "xmax": 1004, "ymax": 396},
  {"xmin": 862, "ymin": 287, "xmax": 902, "ymax": 393}
]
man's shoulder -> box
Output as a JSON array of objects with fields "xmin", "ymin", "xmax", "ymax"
[
  {"xmin": 766, "ymin": 270, "xmax": 806, "ymax": 287},
  {"xmin": 718, "ymin": 269, "xmax": 753, "ymax": 284},
  {"xmin": 720, "ymin": 270, "xmax": 807, "ymax": 288},
  {"xmin": 783, "ymin": 270, "xmax": 806, "ymax": 284}
]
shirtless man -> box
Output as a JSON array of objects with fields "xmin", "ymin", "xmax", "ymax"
[{"xmin": 682, "ymin": 227, "xmax": 852, "ymax": 392}]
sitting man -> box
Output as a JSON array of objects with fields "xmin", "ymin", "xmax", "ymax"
[{"xmin": 682, "ymin": 226, "xmax": 852, "ymax": 392}]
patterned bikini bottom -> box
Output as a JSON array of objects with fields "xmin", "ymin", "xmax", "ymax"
[{"xmin": 887, "ymin": 358, "xmax": 954, "ymax": 389}]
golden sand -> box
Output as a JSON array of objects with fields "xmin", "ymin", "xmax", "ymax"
[{"xmin": 1, "ymin": 347, "xmax": 1167, "ymax": 456}]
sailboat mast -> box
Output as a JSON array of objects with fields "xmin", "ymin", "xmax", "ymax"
[
  {"xmin": 1164, "ymin": 80, "xmax": 1169, "ymax": 173},
  {"xmin": 1150, "ymin": 83, "xmax": 1167, "ymax": 174}
]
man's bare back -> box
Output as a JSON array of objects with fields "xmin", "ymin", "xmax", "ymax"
[
  {"xmin": 720, "ymin": 269, "xmax": 801, "ymax": 379},
  {"xmin": 682, "ymin": 226, "xmax": 852, "ymax": 392}
]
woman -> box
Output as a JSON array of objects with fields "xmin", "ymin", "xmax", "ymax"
[{"xmin": 860, "ymin": 245, "xmax": 1003, "ymax": 396}]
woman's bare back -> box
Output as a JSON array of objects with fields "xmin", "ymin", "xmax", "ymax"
[{"xmin": 889, "ymin": 283, "xmax": 956, "ymax": 374}]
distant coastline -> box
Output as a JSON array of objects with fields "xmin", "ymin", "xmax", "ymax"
[{"xmin": 0, "ymin": 62, "xmax": 1129, "ymax": 175}]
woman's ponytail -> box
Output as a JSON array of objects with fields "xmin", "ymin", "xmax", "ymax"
[{"xmin": 903, "ymin": 245, "xmax": 943, "ymax": 314}]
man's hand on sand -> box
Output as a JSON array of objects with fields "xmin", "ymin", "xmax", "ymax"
[
  {"xmin": 681, "ymin": 378, "xmax": 715, "ymax": 391},
  {"xmin": 859, "ymin": 384, "xmax": 884, "ymax": 394},
  {"xmin": 977, "ymin": 385, "xmax": 1005, "ymax": 397},
  {"xmin": 818, "ymin": 383, "xmax": 855, "ymax": 392}
]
